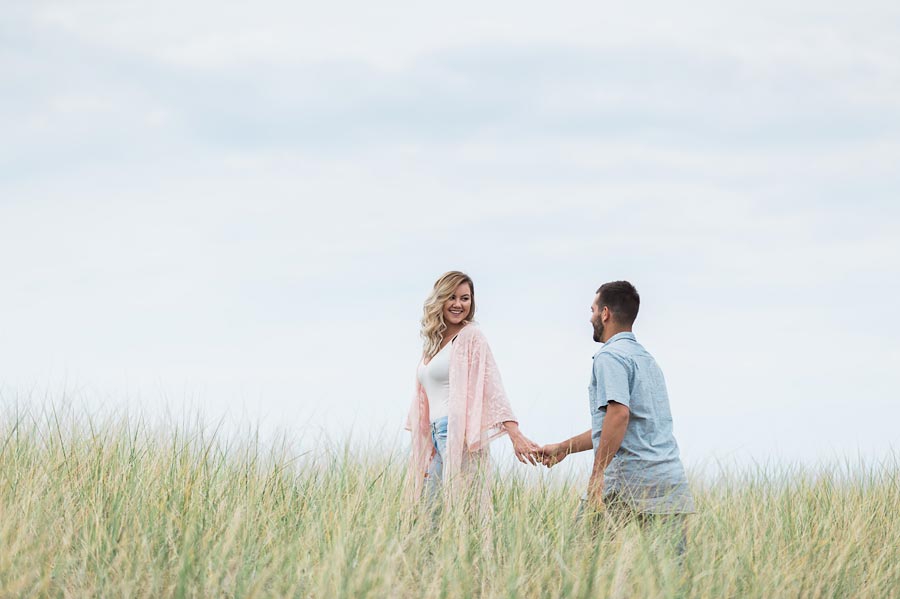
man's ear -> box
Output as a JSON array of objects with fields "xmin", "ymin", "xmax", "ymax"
[{"xmin": 601, "ymin": 305, "xmax": 611, "ymax": 322}]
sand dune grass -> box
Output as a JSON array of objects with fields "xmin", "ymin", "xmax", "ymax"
[{"xmin": 1, "ymin": 406, "xmax": 898, "ymax": 598}]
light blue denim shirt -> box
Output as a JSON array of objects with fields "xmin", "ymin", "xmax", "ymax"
[{"xmin": 590, "ymin": 332, "xmax": 695, "ymax": 514}]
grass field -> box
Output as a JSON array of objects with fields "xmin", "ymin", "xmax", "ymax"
[{"xmin": 1, "ymin": 406, "xmax": 898, "ymax": 598}]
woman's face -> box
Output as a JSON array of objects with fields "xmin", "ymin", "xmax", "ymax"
[{"xmin": 442, "ymin": 282, "xmax": 472, "ymax": 326}]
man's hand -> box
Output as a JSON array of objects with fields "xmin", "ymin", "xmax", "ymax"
[
  {"xmin": 535, "ymin": 430, "xmax": 593, "ymax": 468},
  {"xmin": 537, "ymin": 443, "xmax": 568, "ymax": 468},
  {"xmin": 586, "ymin": 474, "xmax": 605, "ymax": 511}
]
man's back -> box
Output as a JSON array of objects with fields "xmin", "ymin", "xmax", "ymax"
[{"xmin": 590, "ymin": 332, "xmax": 694, "ymax": 514}]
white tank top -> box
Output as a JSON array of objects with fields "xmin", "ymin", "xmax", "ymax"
[{"xmin": 417, "ymin": 340, "xmax": 452, "ymax": 422}]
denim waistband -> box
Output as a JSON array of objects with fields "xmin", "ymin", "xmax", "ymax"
[{"xmin": 430, "ymin": 416, "xmax": 448, "ymax": 433}]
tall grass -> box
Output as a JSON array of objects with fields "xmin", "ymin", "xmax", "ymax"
[{"xmin": 1, "ymin": 405, "xmax": 898, "ymax": 598}]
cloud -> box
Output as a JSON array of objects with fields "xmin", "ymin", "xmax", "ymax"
[
  {"xmin": 2, "ymin": 0, "xmax": 899, "ymax": 466},
  {"xmin": 4, "ymin": 1, "xmax": 900, "ymax": 183}
]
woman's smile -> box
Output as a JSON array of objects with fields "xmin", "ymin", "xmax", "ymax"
[{"xmin": 442, "ymin": 283, "xmax": 472, "ymax": 324}]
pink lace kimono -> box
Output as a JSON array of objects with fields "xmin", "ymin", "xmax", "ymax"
[{"xmin": 405, "ymin": 323, "xmax": 517, "ymax": 505}]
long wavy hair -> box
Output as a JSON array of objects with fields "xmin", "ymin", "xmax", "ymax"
[{"xmin": 420, "ymin": 271, "xmax": 476, "ymax": 359}]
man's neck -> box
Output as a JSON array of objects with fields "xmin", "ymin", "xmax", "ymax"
[{"xmin": 601, "ymin": 326, "xmax": 632, "ymax": 343}]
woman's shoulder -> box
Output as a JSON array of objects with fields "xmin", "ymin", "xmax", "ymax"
[{"xmin": 455, "ymin": 322, "xmax": 487, "ymax": 343}]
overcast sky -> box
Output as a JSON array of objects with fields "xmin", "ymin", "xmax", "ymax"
[{"xmin": 2, "ymin": 1, "xmax": 899, "ymax": 475}]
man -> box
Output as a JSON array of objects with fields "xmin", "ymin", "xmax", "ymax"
[{"xmin": 539, "ymin": 281, "xmax": 694, "ymax": 542}]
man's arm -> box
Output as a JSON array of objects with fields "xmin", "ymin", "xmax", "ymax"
[
  {"xmin": 538, "ymin": 429, "xmax": 593, "ymax": 467},
  {"xmin": 587, "ymin": 401, "xmax": 630, "ymax": 506}
]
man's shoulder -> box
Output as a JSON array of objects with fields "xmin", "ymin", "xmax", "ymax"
[
  {"xmin": 593, "ymin": 346, "xmax": 635, "ymax": 371},
  {"xmin": 606, "ymin": 336, "xmax": 655, "ymax": 359}
]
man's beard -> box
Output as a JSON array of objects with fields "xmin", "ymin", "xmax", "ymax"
[{"xmin": 592, "ymin": 320, "xmax": 604, "ymax": 343}]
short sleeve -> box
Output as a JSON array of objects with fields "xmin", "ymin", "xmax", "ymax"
[{"xmin": 592, "ymin": 352, "xmax": 633, "ymax": 410}]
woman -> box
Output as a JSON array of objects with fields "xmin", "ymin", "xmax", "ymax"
[{"xmin": 406, "ymin": 271, "xmax": 540, "ymax": 509}]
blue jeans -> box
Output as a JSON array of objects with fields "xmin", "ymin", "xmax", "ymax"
[{"xmin": 423, "ymin": 416, "xmax": 449, "ymax": 507}]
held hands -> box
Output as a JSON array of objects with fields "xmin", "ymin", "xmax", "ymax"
[{"xmin": 536, "ymin": 442, "xmax": 569, "ymax": 468}]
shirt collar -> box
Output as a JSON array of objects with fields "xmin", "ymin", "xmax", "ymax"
[
  {"xmin": 592, "ymin": 332, "xmax": 635, "ymax": 358},
  {"xmin": 604, "ymin": 332, "xmax": 635, "ymax": 345}
]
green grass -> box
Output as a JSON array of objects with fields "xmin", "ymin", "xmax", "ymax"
[{"xmin": 1, "ymin": 405, "xmax": 898, "ymax": 598}]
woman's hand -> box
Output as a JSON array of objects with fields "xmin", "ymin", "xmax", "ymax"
[{"xmin": 504, "ymin": 422, "xmax": 540, "ymax": 465}]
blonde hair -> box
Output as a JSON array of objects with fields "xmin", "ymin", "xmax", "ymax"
[{"xmin": 420, "ymin": 271, "xmax": 476, "ymax": 359}]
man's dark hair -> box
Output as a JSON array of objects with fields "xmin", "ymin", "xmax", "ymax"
[{"xmin": 596, "ymin": 281, "xmax": 640, "ymax": 325}]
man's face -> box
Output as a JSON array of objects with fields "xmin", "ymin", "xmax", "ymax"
[{"xmin": 590, "ymin": 293, "xmax": 606, "ymax": 342}]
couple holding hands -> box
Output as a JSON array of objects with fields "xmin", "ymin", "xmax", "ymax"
[{"xmin": 406, "ymin": 271, "xmax": 694, "ymax": 534}]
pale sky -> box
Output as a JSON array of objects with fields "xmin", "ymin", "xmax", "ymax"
[{"xmin": 2, "ymin": 1, "xmax": 899, "ymax": 475}]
